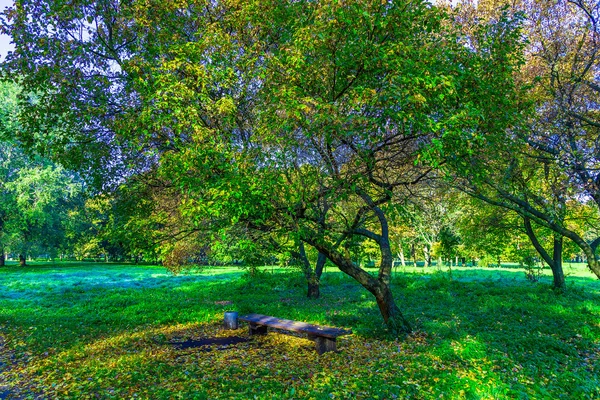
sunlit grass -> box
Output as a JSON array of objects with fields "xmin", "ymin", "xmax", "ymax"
[{"xmin": 1, "ymin": 262, "xmax": 599, "ymax": 399}]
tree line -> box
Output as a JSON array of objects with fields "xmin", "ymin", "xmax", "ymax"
[{"xmin": 0, "ymin": 0, "xmax": 598, "ymax": 335}]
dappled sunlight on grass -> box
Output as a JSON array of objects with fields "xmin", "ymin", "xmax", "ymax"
[{"xmin": 1, "ymin": 263, "xmax": 599, "ymax": 398}]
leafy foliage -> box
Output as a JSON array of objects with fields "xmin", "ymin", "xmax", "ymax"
[
  {"xmin": 0, "ymin": 81, "xmax": 86, "ymax": 261},
  {"xmin": 0, "ymin": 0, "xmax": 530, "ymax": 333},
  {"xmin": 444, "ymin": 0, "xmax": 600, "ymax": 279}
]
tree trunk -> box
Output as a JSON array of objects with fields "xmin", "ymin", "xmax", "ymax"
[
  {"xmin": 307, "ymin": 253, "xmax": 327, "ymax": 299},
  {"xmin": 373, "ymin": 281, "xmax": 412, "ymax": 334},
  {"xmin": 305, "ymin": 239, "xmax": 412, "ymax": 335},
  {"xmin": 19, "ymin": 254, "xmax": 26, "ymax": 267},
  {"xmin": 315, "ymin": 252, "xmax": 326, "ymax": 279},
  {"xmin": 307, "ymin": 281, "xmax": 320, "ymax": 298},
  {"xmin": 551, "ymin": 235, "xmax": 565, "ymax": 290},
  {"xmin": 305, "ymin": 192, "xmax": 412, "ymax": 335},
  {"xmin": 423, "ymin": 246, "xmax": 430, "ymax": 267},
  {"xmin": 0, "ymin": 248, "xmax": 4, "ymax": 267},
  {"xmin": 297, "ymin": 243, "xmax": 326, "ymax": 299},
  {"xmin": 524, "ymin": 217, "xmax": 565, "ymax": 290},
  {"xmin": 411, "ymin": 243, "xmax": 417, "ymax": 267},
  {"xmin": 399, "ymin": 247, "xmax": 406, "ymax": 267},
  {"xmin": 379, "ymin": 235, "xmax": 393, "ymax": 285}
]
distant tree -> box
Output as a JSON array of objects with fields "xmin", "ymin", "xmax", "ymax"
[
  {"xmin": 396, "ymin": 184, "xmax": 465, "ymax": 268},
  {"xmin": 388, "ymin": 219, "xmax": 417, "ymax": 268},
  {"xmin": 0, "ymin": 141, "xmax": 19, "ymax": 266},
  {"xmin": 0, "ymin": 81, "xmax": 84, "ymax": 264},
  {"xmin": 8, "ymin": 163, "xmax": 81, "ymax": 262},
  {"xmin": 0, "ymin": 81, "xmax": 20, "ymax": 265}
]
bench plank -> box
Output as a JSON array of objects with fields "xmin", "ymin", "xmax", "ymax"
[{"xmin": 239, "ymin": 313, "xmax": 352, "ymax": 339}]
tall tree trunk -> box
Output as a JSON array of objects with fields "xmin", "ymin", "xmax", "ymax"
[
  {"xmin": 307, "ymin": 279, "xmax": 319, "ymax": 298},
  {"xmin": 300, "ymin": 189, "xmax": 413, "ymax": 335},
  {"xmin": 373, "ymin": 281, "xmax": 411, "ymax": 334},
  {"xmin": 0, "ymin": 247, "xmax": 4, "ymax": 266},
  {"xmin": 423, "ymin": 246, "xmax": 430, "ymax": 267},
  {"xmin": 305, "ymin": 199, "xmax": 412, "ymax": 334},
  {"xmin": 399, "ymin": 245, "xmax": 406, "ymax": 267},
  {"xmin": 379, "ymin": 235, "xmax": 393, "ymax": 285},
  {"xmin": 524, "ymin": 217, "xmax": 565, "ymax": 290},
  {"xmin": 411, "ymin": 243, "xmax": 417, "ymax": 267}
]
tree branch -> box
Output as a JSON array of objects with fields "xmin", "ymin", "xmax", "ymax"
[{"xmin": 523, "ymin": 216, "xmax": 555, "ymax": 268}]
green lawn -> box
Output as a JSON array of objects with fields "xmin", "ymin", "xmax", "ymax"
[{"xmin": 1, "ymin": 262, "xmax": 599, "ymax": 399}]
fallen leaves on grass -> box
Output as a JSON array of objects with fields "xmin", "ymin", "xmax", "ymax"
[
  {"xmin": 1, "ymin": 322, "xmax": 521, "ymax": 400},
  {"xmin": 2, "ymin": 265, "xmax": 600, "ymax": 399}
]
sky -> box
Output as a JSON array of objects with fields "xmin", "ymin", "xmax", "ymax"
[{"xmin": 0, "ymin": 0, "xmax": 14, "ymax": 61}]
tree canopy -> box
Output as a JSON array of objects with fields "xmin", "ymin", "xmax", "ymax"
[{"xmin": 1, "ymin": 0, "xmax": 599, "ymax": 334}]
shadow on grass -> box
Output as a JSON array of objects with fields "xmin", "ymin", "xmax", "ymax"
[{"xmin": 0, "ymin": 266, "xmax": 599, "ymax": 398}]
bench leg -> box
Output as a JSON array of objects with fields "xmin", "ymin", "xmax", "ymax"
[
  {"xmin": 314, "ymin": 337, "xmax": 337, "ymax": 354},
  {"xmin": 248, "ymin": 323, "xmax": 268, "ymax": 336}
]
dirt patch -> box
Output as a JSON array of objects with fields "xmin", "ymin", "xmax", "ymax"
[{"xmin": 168, "ymin": 336, "xmax": 250, "ymax": 351}]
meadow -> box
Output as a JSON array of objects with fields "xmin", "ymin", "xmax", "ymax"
[{"xmin": 0, "ymin": 261, "xmax": 599, "ymax": 399}]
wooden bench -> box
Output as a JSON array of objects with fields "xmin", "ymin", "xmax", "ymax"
[{"xmin": 238, "ymin": 313, "xmax": 352, "ymax": 354}]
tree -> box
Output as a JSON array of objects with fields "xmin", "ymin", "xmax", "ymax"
[
  {"xmin": 0, "ymin": 81, "xmax": 85, "ymax": 264},
  {"xmin": 237, "ymin": 0, "xmax": 521, "ymax": 333},
  {"xmin": 0, "ymin": 81, "xmax": 20, "ymax": 265},
  {"xmin": 239, "ymin": 0, "xmax": 523, "ymax": 333},
  {"xmin": 520, "ymin": 0, "xmax": 600, "ymax": 276},
  {"xmin": 442, "ymin": 0, "xmax": 600, "ymax": 286},
  {"xmin": 0, "ymin": 140, "xmax": 19, "ymax": 266},
  {"xmin": 1, "ymin": 0, "xmax": 525, "ymax": 334},
  {"xmin": 8, "ymin": 163, "xmax": 81, "ymax": 262}
]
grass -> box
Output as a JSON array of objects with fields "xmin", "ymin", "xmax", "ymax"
[{"xmin": 0, "ymin": 261, "xmax": 599, "ymax": 399}]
